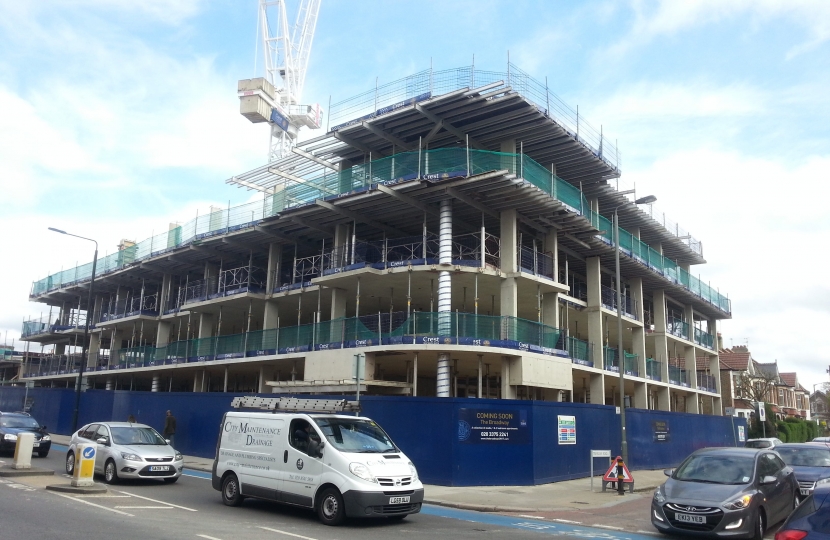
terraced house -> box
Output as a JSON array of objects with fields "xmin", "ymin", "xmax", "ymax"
[{"xmin": 18, "ymin": 65, "xmax": 730, "ymax": 414}]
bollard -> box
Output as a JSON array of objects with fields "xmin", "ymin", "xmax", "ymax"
[
  {"xmin": 13, "ymin": 432, "xmax": 35, "ymax": 470},
  {"xmin": 71, "ymin": 443, "xmax": 96, "ymax": 487},
  {"xmin": 616, "ymin": 457, "xmax": 625, "ymax": 496}
]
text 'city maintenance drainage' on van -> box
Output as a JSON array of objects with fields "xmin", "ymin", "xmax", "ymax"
[{"xmin": 211, "ymin": 396, "xmax": 424, "ymax": 526}]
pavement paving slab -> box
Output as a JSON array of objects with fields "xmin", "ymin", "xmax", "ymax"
[{"xmin": 0, "ymin": 465, "xmax": 56, "ymax": 477}]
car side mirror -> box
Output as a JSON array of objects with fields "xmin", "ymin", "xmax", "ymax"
[
  {"xmin": 760, "ymin": 475, "xmax": 777, "ymax": 485},
  {"xmin": 165, "ymin": 439, "xmax": 171, "ymax": 445},
  {"xmin": 664, "ymin": 469, "xmax": 673, "ymax": 477},
  {"xmin": 96, "ymin": 437, "xmax": 108, "ymax": 445}
]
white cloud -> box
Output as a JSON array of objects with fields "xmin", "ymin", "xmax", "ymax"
[{"xmin": 613, "ymin": 0, "xmax": 830, "ymax": 59}]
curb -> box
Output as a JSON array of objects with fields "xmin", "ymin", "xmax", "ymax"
[
  {"xmin": 46, "ymin": 483, "xmax": 108, "ymax": 494},
  {"xmin": 0, "ymin": 466, "xmax": 56, "ymax": 477},
  {"xmin": 425, "ymin": 499, "xmax": 539, "ymax": 512}
]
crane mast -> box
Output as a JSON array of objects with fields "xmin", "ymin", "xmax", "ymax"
[{"xmin": 238, "ymin": 0, "xmax": 322, "ymax": 162}]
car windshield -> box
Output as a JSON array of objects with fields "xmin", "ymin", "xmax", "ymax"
[
  {"xmin": 110, "ymin": 426, "xmax": 167, "ymax": 445},
  {"xmin": 777, "ymin": 447, "xmax": 830, "ymax": 467},
  {"xmin": 745, "ymin": 440, "xmax": 771, "ymax": 448},
  {"xmin": 313, "ymin": 418, "xmax": 397, "ymax": 454},
  {"xmin": 674, "ymin": 454, "xmax": 755, "ymax": 485},
  {"xmin": 0, "ymin": 416, "xmax": 40, "ymax": 429}
]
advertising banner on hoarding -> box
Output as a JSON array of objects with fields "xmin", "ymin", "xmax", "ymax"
[{"xmin": 457, "ymin": 408, "xmax": 529, "ymax": 444}]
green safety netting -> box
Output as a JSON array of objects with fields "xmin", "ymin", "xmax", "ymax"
[{"xmin": 31, "ymin": 148, "xmax": 730, "ymax": 314}]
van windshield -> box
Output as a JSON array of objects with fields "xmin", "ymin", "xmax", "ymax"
[{"xmin": 313, "ymin": 418, "xmax": 397, "ymax": 454}]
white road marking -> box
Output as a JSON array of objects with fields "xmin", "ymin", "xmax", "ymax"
[
  {"xmin": 519, "ymin": 515, "xmax": 545, "ymax": 519},
  {"xmin": 196, "ymin": 535, "xmax": 224, "ymax": 540},
  {"xmin": 75, "ymin": 495, "xmax": 132, "ymax": 498},
  {"xmin": 553, "ymin": 518, "xmax": 582, "ymax": 524},
  {"xmin": 116, "ymin": 490, "xmax": 198, "ymax": 511},
  {"xmin": 115, "ymin": 505, "xmax": 174, "ymax": 509},
  {"xmin": 258, "ymin": 526, "xmax": 318, "ymax": 540},
  {"xmin": 49, "ymin": 491, "xmax": 134, "ymax": 517},
  {"xmin": 592, "ymin": 524, "xmax": 624, "ymax": 531}
]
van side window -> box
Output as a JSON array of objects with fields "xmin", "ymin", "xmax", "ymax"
[{"xmin": 290, "ymin": 419, "xmax": 322, "ymax": 456}]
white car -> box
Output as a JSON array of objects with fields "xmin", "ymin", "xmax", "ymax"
[{"xmin": 66, "ymin": 422, "xmax": 183, "ymax": 484}]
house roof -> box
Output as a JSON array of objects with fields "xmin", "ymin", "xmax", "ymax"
[
  {"xmin": 756, "ymin": 361, "xmax": 780, "ymax": 380},
  {"xmin": 719, "ymin": 347, "xmax": 752, "ymax": 371},
  {"xmin": 779, "ymin": 372, "xmax": 798, "ymax": 388}
]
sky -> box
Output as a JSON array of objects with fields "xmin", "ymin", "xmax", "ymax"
[{"xmin": 0, "ymin": 0, "xmax": 828, "ymax": 389}]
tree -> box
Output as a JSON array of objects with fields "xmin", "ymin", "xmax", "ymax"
[{"xmin": 734, "ymin": 370, "xmax": 778, "ymax": 404}]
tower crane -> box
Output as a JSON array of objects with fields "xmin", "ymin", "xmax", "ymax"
[{"xmin": 238, "ymin": 0, "xmax": 322, "ymax": 162}]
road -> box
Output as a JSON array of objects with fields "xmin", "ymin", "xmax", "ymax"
[{"xmin": 0, "ymin": 446, "xmax": 777, "ymax": 540}]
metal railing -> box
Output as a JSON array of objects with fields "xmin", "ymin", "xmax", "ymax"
[
  {"xmin": 600, "ymin": 285, "xmax": 638, "ymax": 320},
  {"xmin": 668, "ymin": 364, "xmax": 689, "ymax": 387},
  {"xmin": 328, "ymin": 63, "xmax": 620, "ymax": 171},
  {"xmin": 697, "ymin": 372, "xmax": 717, "ymax": 393},
  {"xmin": 667, "ymin": 316, "xmax": 690, "ymax": 340},
  {"xmin": 646, "ymin": 358, "xmax": 661, "ymax": 381},
  {"xmin": 31, "ymin": 147, "xmax": 730, "ymax": 315},
  {"xmin": 693, "ymin": 327, "xmax": 715, "ymax": 350},
  {"xmin": 519, "ymin": 245, "xmax": 555, "ymax": 280},
  {"xmin": 603, "ymin": 347, "xmax": 639, "ymax": 376}
]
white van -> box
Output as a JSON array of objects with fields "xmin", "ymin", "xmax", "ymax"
[{"xmin": 211, "ymin": 398, "xmax": 424, "ymax": 525}]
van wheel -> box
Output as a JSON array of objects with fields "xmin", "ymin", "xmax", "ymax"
[
  {"xmin": 65, "ymin": 451, "xmax": 75, "ymax": 475},
  {"xmin": 104, "ymin": 460, "xmax": 119, "ymax": 484},
  {"xmin": 222, "ymin": 473, "xmax": 243, "ymax": 506},
  {"xmin": 317, "ymin": 487, "xmax": 345, "ymax": 526}
]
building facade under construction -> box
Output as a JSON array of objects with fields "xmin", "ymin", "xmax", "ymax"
[{"xmin": 19, "ymin": 64, "xmax": 731, "ymax": 415}]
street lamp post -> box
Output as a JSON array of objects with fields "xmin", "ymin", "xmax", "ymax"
[
  {"xmin": 49, "ymin": 227, "xmax": 98, "ymax": 432},
  {"xmin": 614, "ymin": 195, "xmax": 656, "ymax": 466}
]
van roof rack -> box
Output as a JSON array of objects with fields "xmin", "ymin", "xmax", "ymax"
[{"xmin": 231, "ymin": 396, "xmax": 361, "ymax": 413}]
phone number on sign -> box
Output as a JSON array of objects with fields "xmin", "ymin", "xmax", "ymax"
[{"xmin": 481, "ymin": 431, "xmax": 509, "ymax": 438}]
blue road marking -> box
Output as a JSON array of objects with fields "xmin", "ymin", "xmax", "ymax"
[{"xmin": 422, "ymin": 505, "xmax": 656, "ymax": 540}]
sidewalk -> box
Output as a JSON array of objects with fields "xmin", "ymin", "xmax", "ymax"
[{"xmin": 50, "ymin": 434, "xmax": 665, "ymax": 513}]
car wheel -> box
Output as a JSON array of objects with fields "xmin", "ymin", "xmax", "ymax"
[
  {"xmin": 751, "ymin": 509, "xmax": 765, "ymax": 540},
  {"xmin": 65, "ymin": 451, "xmax": 75, "ymax": 475},
  {"xmin": 104, "ymin": 459, "xmax": 119, "ymax": 484},
  {"xmin": 163, "ymin": 477, "xmax": 179, "ymax": 484},
  {"xmin": 221, "ymin": 473, "xmax": 243, "ymax": 506},
  {"xmin": 37, "ymin": 450, "xmax": 49, "ymax": 458},
  {"xmin": 317, "ymin": 487, "xmax": 346, "ymax": 526}
]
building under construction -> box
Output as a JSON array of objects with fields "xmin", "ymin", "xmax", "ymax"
[{"xmin": 19, "ymin": 64, "xmax": 730, "ymax": 414}]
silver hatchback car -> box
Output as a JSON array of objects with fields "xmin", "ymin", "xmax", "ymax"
[{"xmin": 66, "ymin": 422, "xmax": 183, "ymax": 484}]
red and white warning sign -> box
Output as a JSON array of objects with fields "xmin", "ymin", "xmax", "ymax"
[{"xmin": 602, "ymin": 456, "xmax": 634, "ymax": 483}]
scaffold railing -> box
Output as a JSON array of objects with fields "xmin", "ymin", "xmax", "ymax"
[
  {"xmin": 30, "ymin": 148, "xmax": 730, "ymax": 315},
  {"xmin": 328, "ymin": 63, "xmax": 620, "ymax": 171}
]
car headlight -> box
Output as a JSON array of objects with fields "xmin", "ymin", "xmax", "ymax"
[
  {"xmin": 41, "ymin": 435, "xmax": 51, "ymax": 441},
  {"xmin": 349, "ymin": 463, "xmax": 377, "ymax": 483},
  {"xmin": 120, "ymin": 452, "xmax": 143, "ymax": 461},
  {"xmin": 174, "ymin": 452, "xmax": 183, "ymax": 461},
  {"xmin": 408, "ymin": 461, "xmax": 419, "ymax": 481},
  {"xmin": 653, "ymin": 488, "xmax": 666, "ymax": 504},
  {"xmin": 3, "ymin": 433, "xmax": 17, "ymax": 441},
  {"xmin": 723, "ymin": 494, "xmax": 753, "ymax": 510},
  {"xmin": 817, "ymin": 477, "xmax": 830, "ymax": 486}
]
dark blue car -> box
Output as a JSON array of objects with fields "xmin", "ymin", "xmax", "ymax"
[
  {"xmin": 775, "ymin": 483, "xmax": 830, "ymax": 540},
  {"xmin": 775, "ymin": 444, "xmax": 830, "ymax": 501}
]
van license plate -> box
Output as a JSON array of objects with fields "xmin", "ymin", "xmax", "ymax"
[
  {"xmin": 675, "ymin": 513, "xmax": 705, "ymax": 524},
  {"xmin": 388, "ymin": 496, "xmax": 410, "ymax": 504},
  {"xmin": 150, "ymin": 466, "xmax": 170, "ymax": 472}
]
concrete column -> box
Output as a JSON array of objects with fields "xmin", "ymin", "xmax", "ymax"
[
  {"xmin": 684, "ymin": 303, "xmax": 694, "ymax": 342},
  {"xmin": 657, "ymin": 385, "xmax": 670, "ymax": 411},
  {"xmin": 157, "ymin": 321, "xmax": 172, "ymax": 347},
  {"xmin": 687, "ymin": 391, "xmax": 700, "ymax": 413},
  {"xmin": 542, "ymin": 293, "xmax": 560, "ymax": 328},
  {"xmin": 545, "ymin": 228, "xmax": 559, "ymax": 282},
  {"xmin": 198, "ymin": 313, "xmax": 214, "ymax": 339},
  {"xmin": 258, "ymin": 365, "xmax": 266, "ymax": 393},
  {"xmin": 159, "ymin": 274, "xmax": 172, "ymax": 313},
  {"xmin": 266, "ymin": 242, "xmax": 282, "ymax": 292},
  {"xmin": 586, "ymin": 257, "xmax": 604, "ymax": 369},
  {"xmin": 87, "ymin": 333, "xmax": 101, "ymax": 368},
  {"xmin": 634, "ymin": 381, "xmax": 647, "ymax": 410},
  {"xmin": 109, "ymin": 330, "xmax": 125, "ymax": 366},
  {"xmin": 589, "ymin": 372, "xmax": 604, "ymax": 405},
  {"xmin": 436, "ymin": 199, "xmax": 453, "ymax": 398},
  {"xmin": 630, "ymin": 277, "xmax": 647, "ymax": 378},
  {"xmin": 500, "ymin": 139, "xmax": 517, "ymax": 173},
  {"xmin": 263, "ymin": 301, "xmax": 279, "ymax": 330},
  {"xmin": 501, "ymin": 356, "xmax": 516, "ymax": 399},
  {"xmin": 500, "ymin": 208, "xmax": 518, "ymax": 317},
  {"xmin": 92, "ymin": 294, "xmax": 104, "ymax": 325},
  {"xmin": 708, "ymin": 318, "xmax": 722, "ymax": 402},
  {"xmin": 653, "ymin": 290, "xmax": 670, "ymax": 383},
  {"xmin": 685, "ymin": 345, "xmax": 698, "ymax": 390}
]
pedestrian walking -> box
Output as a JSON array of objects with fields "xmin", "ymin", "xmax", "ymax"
[{"xmin": 163, "ymin": 410, "xmax": 177, "ymax": 447}]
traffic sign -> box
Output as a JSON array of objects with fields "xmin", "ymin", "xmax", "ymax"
[{"xmin": 602, "ymin": 456, "xmax": 633, "ymax": 483}]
